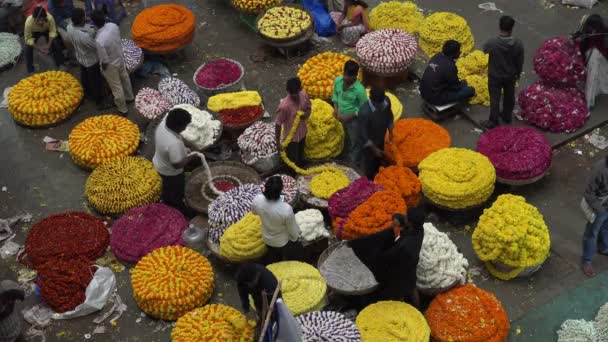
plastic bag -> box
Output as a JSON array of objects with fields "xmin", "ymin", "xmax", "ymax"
[
  {"xmin": 52, "ymin": 266, "xmax": 116, "ymax": 320},
  {"xmin": 302, "ymin": 0, "xmax": 336, "ymax": 37}
]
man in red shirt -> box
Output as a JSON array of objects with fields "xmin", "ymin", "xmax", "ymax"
[{"xmin": 275, "ymin": 77, "xmax": 312, "ymax": 168}]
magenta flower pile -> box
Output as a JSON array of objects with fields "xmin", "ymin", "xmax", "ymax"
[
  {"xmin": 328, "ymin": 177, "xmax": 383, "ymax": 221},
  {"xmin": 533, "ymin": 36, "xmax": 585, "ymax": 87}
]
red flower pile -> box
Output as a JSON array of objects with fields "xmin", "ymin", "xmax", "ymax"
[
  {"xmin": 533, "ymin": 36, "xmax": 585, "ymax": 87},
  {"xmin": 218, "ymin": 105, "xmax": 263, "ymax": 127},
  {"xmin": 36, "ymin": 258, "xmax": 94, "ymax": 313},
  {"xmin": 213, "ymin": 180, "xmax": 237, "ymax": 192},
  {"xmin": 194, "ymin": 59, "xmax": 243, "ymax": 89}
]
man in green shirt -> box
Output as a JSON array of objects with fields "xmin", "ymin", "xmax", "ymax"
[{"xmin": 332, "ymin": 60, "xmax": 368, "ymax": 166}]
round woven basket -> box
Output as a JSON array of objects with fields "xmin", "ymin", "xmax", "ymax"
[
  {"xmin": 192, "ymin": 58, "xmax": 245, "ymax": 95},
  {"xmin": 317, "ymin": 242, "xmax": 379, "ymax": 296},
  {"xmin": 296, "ymin": 162, "xmax": 361, "ymax": 209},
  {"xmin": 496, "ymin": 169, "xmax": 548, "ymax": 186},
  {"xmin": 255, "ymin": 4, "xmax": 314, "ymax": 44},
  {"xmin": 490, "ymin": 261, "xmax": 543, "ymax": 279}
]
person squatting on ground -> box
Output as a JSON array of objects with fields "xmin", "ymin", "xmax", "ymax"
[
  {"xmin": 581, "ymin": 155, "xmax": 608, "ymax": 277},
  {"xmin": 24, "ymin": 6, "xmax": 64, "ymax": 73},
  {"xmin": 275, "ymin": 77, "xmax": 312, "ymax": 169},
  {"xmin": 236, "ymin": 263, "xmax": 280, "ymax": 321}
]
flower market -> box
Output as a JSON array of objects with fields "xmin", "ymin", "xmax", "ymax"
[{"xmin": 3, "ymin": 0, "xmax": 608, "ymax": 340}]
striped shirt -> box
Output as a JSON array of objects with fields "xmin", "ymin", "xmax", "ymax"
[{"xmin": 66, "ymin": 23, "xmax": 98, "ymax": 67}]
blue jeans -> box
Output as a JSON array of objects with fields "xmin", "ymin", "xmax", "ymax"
[
  {"xmin": 442, "ymin": 85, "xmax": 475, "ymax": 105},
  {"xmin": 582, "ymin": 212, "xmax": 608, "ymax": 263}
]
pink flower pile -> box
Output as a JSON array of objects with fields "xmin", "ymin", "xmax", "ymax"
[
  {"xmin": 194, "ymin": 59, "xmax": 243, "ymax": 89},
  {"xmin": 533, "ymin": 36, "xmax": 585, "ymax": 87},
  {"xmin": 477, "ymin": 126, "xmax": 552, "ymax": 180},
  {"xmin": 110, "ymin": 203, "xmax": 188, "ymax": 263},
  {"xmin": 135, "ymin": 87, "xmax": 172, "ymax": 120},
  {"xmin": 518, "ymin": 81, "xmax": 589, "ymax": 133},
  {"xmin": 356, "ymin": 29, "xmax": 418, "ymax": 74},
  {"xmin": 328, "ymin": 177, "xmax": 383, "ymax": 221}
]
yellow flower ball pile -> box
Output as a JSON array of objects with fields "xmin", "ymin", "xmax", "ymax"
[
  {"xmin": 418, "ymin": 148, "xmax": 495, "ymax": 209},
  {"xmin": 231, "ymin": 0, "xmax": 280, "ymax": 14},
  {"xmin": 457, "ymin": 50, "xmax": 490, "ymax": 106},
  {"xmin": 207, "ymin": 91, "xmax": 262, "ymax": 112},
  {"xmin": 85, "ymin": 156, "xmax": 161, "ymax": 215},
  {"xmin": 172, "ymin": 304, "xmax": 255, "ymax": 341},
  {"xmin": 298, "ymin": 52, "xmax": 360, "ymax": 99},
  {"xmin": 258, "ymin": 6, "xmax": 312, "ymax": 40},
  {"xmin": 366, "ymin": 88, "xmax": 402, "ymax": 121},
  {"xmin": 8, "ymin": 71, "xmax": 83, "ymax": 127},
  {"xmin": 219, "ymin": 212, "xmax": 267, "ymax": 261},
  {"xmin": 310, "ymin": 169, "xmax": 350, "ymax": 199},
  {"xmin": 419, "ymin": 12, "xmax": 474, "ymax": 57},
  {"xmin": 356, "ymin": 301, "xmax": 430, "ymax": 342},
  {"xmin": 305, "ymin": 99, "xmax": 345, "ymax": 160},
  {"xmin": 69, "ymin": 115, "xmax": 140, "ymax": 169},
  {"xmin": 131, "ymin": 246, "xmax": 215, "ymax": 320},
  {"xmin": 267, "ymin": 261, "xmax": 327, "ymax": 315},
  {"xmin": 473, "ymin": 194, "xmax": 551, "ymax": 280},
  {"xmin": 369, "ymin": 1, "xmax": 424, "ymax": 33}
]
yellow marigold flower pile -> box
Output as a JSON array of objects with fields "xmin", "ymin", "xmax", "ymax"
[
  {"xmin": 298, "ymin": 52, "xmax": 360, "ymax": 99},
  {"xmin": 310, "ymin": 169, "xmax": 350, "ymax": 199},
  {"xmin": 473, "ymin": 194, "xmax": 551, "ymax": 280},
  {"xmin": 356, "ymin": 301, "xmax": 430, "ymax": 342},
  {"xmin": 131, "ymin": 246, "xmax": 214, "ymax": 320},
  {"xmin": 305, "ymin": 99, "xmax": 344, "ymax": 160},
  {"xmin": 267, "ymin": 261, "xmax": 327, "ymax": 315},
  {"xmin": 419, "ymin": 12, "xmax": 474, "ymax": 57},
  {"xmin": 232, "ymin": 0, "xmax": 280, "ymax": 14},
  {"xmin": 69, "ymin": 115, "xmax": 140, "ymax": 169},
  {"xmin": 366, "ymin": 88, "xmax": 402, "ymax": 121},
  {"xmin": 219, "ymin": 212, "xmax": 267, "ymax": 262},
  {"xmin": 419, "ymin": 148, "xmax": 495, "ymax": 209},
  {"xmin": 457, "ymin": 50, "xmax": 490, "ymax": 106},
  {"xmin": 8, "ymin": 71, "xmax": 83, "ymax": 127},
  {"xmin": 369, "ymin": 1, "xmax": 424, "ymax": 33},
  {"xmin": 85, "ymin": 156, "xmax": 161, "ymax": 215},
  {"xmin": 207, "ymin": 91, "xmax": 262, "ymax": 112},
  {"xmin": 172, "ymin": 304, "xmax": 255, "ymax": 341}
]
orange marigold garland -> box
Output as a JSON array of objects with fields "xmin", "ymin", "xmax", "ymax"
[
  {"xmin": 384, "ymin": 118, "xmax": 451, "ymax": 168},
  {"xmin": 425, "ymin": 283, "xmax": 510, "ymax": 342},
  {"xmin": 36, "ymin": 258, "xmax": 94, "ymax": 313},
  {"xmin": 131, "ymin": 4, "xmax": 195, "ymax": 53},
  {"xmin": 172, "ymin": 304, "xmax": 255, "ymax": 341},
  {"xmin": 297, "ymin": 52, "xmax": 361, "ymax": 99},
  {"xmin": 374, "ymin": 165, "xmax": 421, "ymax": 207}
]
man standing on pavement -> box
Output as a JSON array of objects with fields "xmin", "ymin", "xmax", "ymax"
[
  {"xmin": 275, "ymin": 77, "xmax": 312, "ymax": 168},
  {"xmin": 481, "ymin": 15, "xmax": 524, "ymax": 129},
  {"xmin": 332, "ymin": 60, "xmax": 367, "ymax": 167},
  {"xmin": 91, "ymin": 9, "xmax": 133, "ymax": 115},
  {"xmin": 582, "ymin": 156, "xmax": 608, "ymax": 277}
]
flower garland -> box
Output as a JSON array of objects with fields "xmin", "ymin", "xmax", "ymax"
[
  {"xmin": 8, "ymin": 71, "xmax": 83, "ymax": 127},
  {"xmin": 472, "ymin": 194, "xmax": 551, "ymax": 280},
  {"xmin": 219, "ymin": 212, "xmax": 267, "ymax": 262},
  {"xmin": 175, "ymin": 104, "xmax": 222, "ymax": 150},
  {"xmin": 295, "ymin": 209, "xmax": 329, "ymax": 242},
  {"xmin": 425, "ymin": 284, "xmax": 510, "ymax": 342},
  {"xmin": 477, "ymin": 126, "xmax": 552, "ymax": 180},
  {"xmin": 267, "ymin": 261, "xmax": 327, "ymax": 315},
  {"xmin": 417, "ymin": 223, "xmax": 468, "ymax": 291},
  {"xmin": 298, "ymin": 52, "xmax": 360, "ymax": 99},
  {"xmin": 373, "ymin": 165, "xmax": 421, "ymax": 207},
  {"xmin": 110, "ymin": 204, "xmax": 188, "ymax": 264},
  {"xmin": 356, "ymin": 301, "xmax": 430, "ymax": 342},
  {"xmin": 218, "ymin": 105, "xmax": 264, "ymax": 127},
  {"xmin": 131, "ymin": 246, "xmax": 215, "ymax": 320},
  {"xmin": 319, "ymin": 243, "xmax": 378, "ymax": 292},
  {"xmin": 121, "ymin": 39, "xmax": 143, "ymax": 73},
  {"xmin": 534, "ymin": 36, "xmax": 585, "ymax": 87},
  {"xmin": 557, "ymin": 302, "xmax": 608, "ymax": 341},
  {"xmin": 238, "ymin": 121, "xmax": 278, "ymax": 165},
  {"xmin": 231, "ymin": 0, "xmax": 281, "ymax": 14},
  {"xmin": 158, "ymin": 77, "xmax": 200, "ymax": 107},
  {"xmin": 85, "ymin": 156, "xmax": 162, "ymax": 215},
  {"xmin": 36, "ymin": 258, "xmax": 94, "ymax": 313},
  {"xmin": 297, "ymin": 311, "xmax": 362, "ymax": 342},
  {"xmin": 384, "ymin": 118, "xmax": 451, "ymax": 168},
  {"xmin": 456, "ymin": 50, "xmax": 490, "ymax": 106},
  {"xmin": 419, "ymin": 12, "xmax": 474, "ymax": 57},
  {"xmin": 172, "ymin": 304, "xmax": 255, "ymax": 341},
  {"xmin": 207, "ymin": 91, "xmax": 262, "ymax": 112},
  {"xmin": 135, "ymin": 87, "xmax": 172, "ymax": 120},
  {"xmin": 517, "ymin": 81, "xmax": 589, "ymax": 133},
  {"xmin": 194, "ymin": 59, "xmax": 243, "ymax": 89},
  {"xmin": 305, "ymin": 99, "xmax": 345, "ymax": 160},
  {"xmin": 262, "ymin": 174, "xmax": 297, "ymax": 203},
  {"xmin": 208, "ymin": 184, "xmax": 262, "ymax": 243},
  {"xmin": 68, "ymin": 114, "xmax": 140, "ymax": 169},
  {"xmin": 356, "ymin": 29, "xmax": 418, "ymax": 75},
  {"xmin": 0, "ymin": 32, "xmax": 21, "ymax": 68},
  {"xmin": 418, "ymin": 148, "xmax": 495, "ymax": 209},
  {"xmin": 328, "ymin": 177, "xmax": 383, "ymax": 220},
  {"xmin": 257, "ymin": 6, "xmax": 312, "ymax": 40},
  {"xmin": 368, "ymin": 1, "xmax": 424, "ymax": 34},
  {"xmin": 365, "ymin": 89, "xmax": 402, "ymax": 121},
  {"xmin": 131, "ymin": 4, "xmax": 195, "ymax": 53}
]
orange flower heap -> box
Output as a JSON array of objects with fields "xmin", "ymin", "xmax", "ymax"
[
  {"xmin": 385, "ymin": 118, "xmax": 451, "ymax": 168},
  {"xmin": 131, "ymin": 246, "xmax": 214, "ymax": 320},
  {"xmin": 374, "ymin": 165, "xmax": 421, "ymax": 207},
  {"xmin": 131, "ymin": 4, "xmax": 195, "ymax": 53},
  {"xmin": 426, "ymin": 284, "xmax": 510, "ymax": 342},
  {"xmin": 172, "ymin": 304, "xmax": 255, "ymax": 341},
  {"xmin": 298, "ymin": 52, "xmax": 360, "ymax": 99}
]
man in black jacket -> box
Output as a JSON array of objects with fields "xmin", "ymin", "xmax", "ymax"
[
  {"xmin": 481, "ymin": 15, "xmax": 524, "ymax": 129},
  {"xmin": 236, "ymin": 263, "xmax": 280, "ymax": 319},
  {"xmin": 420, "ymin": 40, "xmax": 475, "ymax": 107}
]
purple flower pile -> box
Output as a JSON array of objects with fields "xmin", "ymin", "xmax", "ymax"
[
  {"xmin": 328, "ymin": 177, "xmax": 383, "ymax": 221},
  {"xmin": 533, "ymin": 36, "xmax": 585, "ymax": 87},
  {"xmin": 110, "ymin": 203, "xmax": 188, "ymax": 264},
  {"xmin": 477, "ymin": 126, "xmax": 552, "ymax": 180}
]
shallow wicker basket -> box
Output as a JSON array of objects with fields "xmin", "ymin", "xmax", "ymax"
[
  {"xmin": 192, "ymin": 58, "xmax": 245, "ymax": 96},
  {"xmin": 296, "ymin": 161, "xmax": 361, "ymax": 209},
  {"xmin": 255, "ymin": 4, "xmax": 314, "ymax": 44},
  {"xmin": 317, "ymin": 242, "xmax": 379, "ymax": 296},
  {"xmin": 489, "ymin": 261, "xmax": 543, "ymax": 279},
  {"xmin": 496, "ymin": 169, "xmax": 548, "ymax": 186}
]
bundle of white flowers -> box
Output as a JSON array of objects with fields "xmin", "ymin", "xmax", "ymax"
[
  {"xmin": 295, "ymin": 209, "xmax": 329, "ymax": 242},
  {"xmin": 174, "ymin": 104, "xmax": 222, "ymax": 150}
]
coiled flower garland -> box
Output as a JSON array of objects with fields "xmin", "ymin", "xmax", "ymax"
[
  {"xmin": 131, "ymin": 4, "xmax": 195, "ymax": 52},
  {"xmin": 135, "ymin": 87, "xmax": 171, "ymax": 120},
  {"xmin": 158, "ymin": 77, "xmax": 200, "ymax": 107},
  {"xmin": 373, "ymin": 165, "xmax": 421, "ymax": 207},
  {"xmin": 297, "ymin": 311, "xmax": 362, "ymax": 342},
  {"xmin": 419, "ymin": 12, "xmax": 474, "ymax": 57},
  {"xmin": 176, "ymin": 104, "xmax": 222, "ymax": 150},
  {"xmin": 384, "ymin": 119, "xmax": 451, "ymax": 168},
  {"xmin": 0, "ymin": 32, "xmax": 21, "ymax": 68},
  {"xmin": 172, "ymin": 304, "xmax": 255, "ymax": 341},
  {"xmin": 356, "ymin": 29, "xmax": 418, "ymax": 75},
  {"xmin": 267, "ymin": 261, "xmax": 327, "ymax": 315},
  {"xmin": 298, "ymin": 52, "xmax": 359, "ymax": 99},
  {"xmin": 368, "ymin": 1, "xmax": 424, "ymax": 33},
  {"xmin": 356, "ymin": 301, "xmax": 430, "ymax": 342},
  {"xmin": 219, "ymin": 212, "xmax": 267, "ymax": 261},
  {"xmin": 295, "ymin": 209, "xmax": 329, "ymax": 242},
  {"xmin": 121, "ymin": 39, "xmax": 143, "ymax": 73},
  {"xmin": 208, "ymin": 184, "xmax": 262, "ymax": 243},
  {"xmin": 238, "ymin": 121, "xmax": 278, "ymax": 165}
]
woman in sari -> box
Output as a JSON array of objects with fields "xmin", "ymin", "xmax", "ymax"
[
  {"xmin": 330, "ymin": 0, "xmax": 369, "ymax": 46},
  {"xmin": 576, "ymin": 14, "xmax": 608, "ymax": 108}
]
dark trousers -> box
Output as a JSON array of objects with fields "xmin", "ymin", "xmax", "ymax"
[
  {"xmin": 442, "ymin": 85, "xmax": 476, "ymax": 105},
  {"xmin": 362, "ymin": 147, "xmax": 386, "ymax": 180},
  {"xmin": 488, "ymin": 75, "xmax": 516, "ymax": 124},
  {"xmin": 25, "ymin": 32, "xmax": 64, "ymax": 73},
  {"xmin": 80, "ymin": 63, "xmax": 104, "ymax": 105},
  {"xmin": 161, "ymin": 173, "xmax": 195, "ymax": 219},
  {"xmin": 286, "ymin": 138, "xmax": 306, "ymax": 168},
  {"xmin": 264, "ymin": 241, "xmax": 302, "ymax": 265}
]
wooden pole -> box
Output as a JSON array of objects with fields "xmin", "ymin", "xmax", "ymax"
[{"xmin": 258, "ymin": 281, "xmax": 281, "ymax": 342}]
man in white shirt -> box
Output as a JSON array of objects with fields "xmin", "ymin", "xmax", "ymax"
[
  {"xmin": 153, "ymin": 108, "xmax": 198, "ymax": 218},
  {"xmin": 91, "ymin": 9, "xmax": 133, "ymax": 114},
  {"xmin": 251, "ymin": 176, "xmax": 301, "ymax": 264}
]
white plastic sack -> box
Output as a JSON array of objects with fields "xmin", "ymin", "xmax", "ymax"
[
  {"xmin": 562, "ymin": 0, "xmax": 597, "ymax": 8},
  {"xmin": 52, "ymin": 266, "xmax": 116, "ymax": 320}
]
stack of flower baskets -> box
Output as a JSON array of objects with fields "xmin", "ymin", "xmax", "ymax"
[
  {"xmin": 193, "ymin": 58, "xmax": 244, "ymax": 92},
  {"xmin": 356, "ymin": 29, "xmax": 418, "ymax": 75},
  {"xmin": 131, "ymin": 246, "xmax": 214, "ymax": 320},
  {"xmin": 266, "ymin": 261, "xmax": 327, "ymax": 315},
  {"xmin": 425, "ymin": 284, "xmax": 509, "ymax": 342},
  {"xmin": 472, "ymin": 194, "xmax": 551, "ymax": 280},
  {"xmin": 368, "ymin": 1, "xmax": 424, "ymax": 34},
  {"xmin": 456, "ymin": 50, "xmax": 490, "ymax": 106},
  {"xmin": 85, "ymin": 156, "xmax": 162, "ymax": 215},
  {"xmin": 121, "ymin": 39, "xmax": 143, "ymax": 74},
  {"xmin": 208, "ymin": 184, "xmax": 262, "ymax": 244},
  {"xmin": 174, "ymin": 104, "xmax": 222, "ymax": 150},
  {"xmin": 158, "ymin": 77, "xmax": 200, "ymax": 107},
  {"xmin": 477, "ymin": 126, "xmax": 552, "ymax": 184},
  {"xmin": 0, "ymin": 32, "xmax": 21, "ymax": 69},
  {"xmin": 365, "ymin": 89, "xmax": 403, "ymax": 121},
  {"xmin": 533, "ymin": 36, "xmax": 585, "ymax": 87},
  {"xmin": 131, "ymin": 4, "xmax": 195, "ymax": 53},
  {"xmin": 297, "ymin": 311, "xmax": 361, "ymax": 341},
  {"xmin": 110, "ymin": 204, "xmax": 188, "ymax": 264},
  {"xmin": 8, "ymin": 71, "xmax": 83, "ymax": 127},
  {"xmin": 231, "ymin": 0, "xmax": 281, "ymax": 14},
  {"xmin": 238, "ymin": 121, "xmax": 279, "ymax": 173},
  {"xmin": 219, "ymin": 212, "xmax": 267, "ymax": 262},
  {"xmin": 384, "ymin": 118, "xmax": 451, "ymax": 169},
  {"xmin": 172, "ymin": 304, "xmax": 255, "ymax": 341},
  {"xmin": 356, "ymin": 301, "xmax": 430, "ymax": 341},
  {"xmin": 207, "ymin": 91, "xmax": 264, "ymax": 129},
  {"xmin": 374, "ymin": 165, "xmax": 421, "ymax": 207},
  {"xmin": 68, "ymin": 114, "xmax": 140, "ymax": 169},
  {"xmin": 418, "ymin": 148, "xmax": 496, "ymax": 210},
  {"xmin": 135, "ymin": 87, "xmax": 172, "ymax": 120},
  {"xmin": 298, "ymin": 52, "xmax": 360, "ymax": 99},
  {"xmin": 305, "ymin": 99, "xmax": 345, "ymax": 160},
  {"xmin": 328, "ymin": 177, "xmax": 383, "ymax": 225},
  {"xmin": 419, "ymin": 12, "xmax": 474, "ymax": 57}
]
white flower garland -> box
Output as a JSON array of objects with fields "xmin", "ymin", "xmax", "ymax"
[
  {"xmin": 158, "ymin": 77, "xmax": 200, "ymax": 107},
  {"xmin": 174, "ymin": 104, "xmax": 222, "ymax": 150},
  {"xmin": 557, "ymin": 320, "xmax": 597, "ymax": 342},
  {"xmin": 295, "ymin": 209, "xmax": 329, "ymax": 242},
  {"xmin": 0, "ymin": 33, "xmax": 21, "ymax": 68},
  {"xmin": 237, "ymin": 121, "xmax": 278, "ymax": 164}
]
